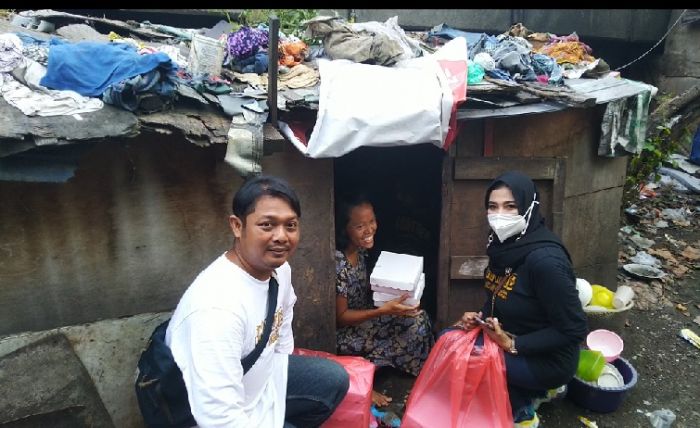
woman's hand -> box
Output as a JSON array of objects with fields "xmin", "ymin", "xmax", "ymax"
[
  {"xmin": 453, "ymin": 311, "xmax": 483, "ymax": 330},
  {"xmin": 482, "ymin": 317, "xmax": 514, "ymax": 351},
  {"xmin": 379, "ymin": 294, "xmax": 419, "ymax": 316}
]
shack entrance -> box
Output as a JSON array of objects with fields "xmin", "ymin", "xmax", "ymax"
[{"xmin": 333, "ymin": 143, "xmax": 445, "ymax": 320}]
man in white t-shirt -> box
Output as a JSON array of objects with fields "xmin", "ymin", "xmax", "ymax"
[{"xmin": 166, "ymin": 175, "xmax": 349, "ymax": 427}]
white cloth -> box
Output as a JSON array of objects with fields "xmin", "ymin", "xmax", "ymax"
[
  {"xmin": 351, "ymin": 16, "xmax": 422, "ymax": 62},
  {"xmin": 1, "ymin": 57, "xmax": 103, "ymax": 117},
  {"xmin": 0, "ymin": 33, "xmax": 24, "ymax": 72},
  {"xmin": 166, "ymin": 254, "xmax": 297, "ymax": 428}
]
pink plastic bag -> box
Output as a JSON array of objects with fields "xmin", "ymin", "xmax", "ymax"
[
  {"xmin": 292, "ymin": 348, "xmax": 375, "ymax": 428},
  {"xmin": 402, "ymin": 328, "xmax": 513, "ymax": 428}
]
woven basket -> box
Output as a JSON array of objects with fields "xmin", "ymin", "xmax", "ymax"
[{"xmin": 583, "ymin": 301, "xmax": 634, "ymax": 335}]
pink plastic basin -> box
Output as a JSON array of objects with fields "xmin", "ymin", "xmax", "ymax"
[{"xmin": 586, "ymin": 329, "xmax": 624, "ymax": 362}]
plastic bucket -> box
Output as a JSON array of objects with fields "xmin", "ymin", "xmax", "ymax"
[
  {"xmin": 576, "ymin": 349, "xmax": 606, "ymax": 381},
  {"xmin": 567, "ymin": 356, "xmax": 638, "ymax": 413}
]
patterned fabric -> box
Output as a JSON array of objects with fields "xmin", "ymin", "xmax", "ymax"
[
  {"xmin": 22, "ymin": 45, "xmax": 48, "ymax": 66},
  {"xmin": 226, "ymin": 26, "xmax": 269, "ymax": 61},
  {"xmin": 0, "ymin": 33, "xmax": 24, "ymax": 73},
  {"xmin": 335, "ymin": 250, "xmax": 434, "ymax": 376}
]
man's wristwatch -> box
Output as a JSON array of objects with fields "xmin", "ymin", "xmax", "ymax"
[{"xmin": 507, "ymin": 337, "xmax": 518, "ymax": 355}]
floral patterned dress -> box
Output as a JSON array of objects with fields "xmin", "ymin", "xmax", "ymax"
[{"xmin": 335, "ymin": 250, "xmax": 434, "ymax": 376}]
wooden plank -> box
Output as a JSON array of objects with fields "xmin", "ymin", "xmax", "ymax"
[
  {"xmin": 551, "ymin": 158, "xmax": 566, "ymax": 237},
  {"xmin": 262, "ymin": 149, "xmax": 336, "ymax": 352},
  {"xmin": 138, "ymin": 105, "xmax": 230, "ymax": 146},
  {"xmin": 566, "ymin": 77, "xmax": 650, "ymax": 104},
  {"xmin": 455, "ymin": 119, "xmax": 484, "ymax": 158},
  {"xmin": 436, "ymin": 143, "xmax": 455, "ymax": 329},
  {"xmin": 466, "ymin": 82, "xmax": 501, "ymax": 93},
  {"xmin": 483, "ymin": 119, "xmax": 495, "ymax": 156},
  {"xmin": 444, "ymin": 279, "xmax": 485, "ymax": 329},
  {"xmin": 0, "ymin": 98, "xmax": 138, "ymax": 141},
  {"xmin": 464, "ymin": 97, "xmax": 520, "ymax": 108},
  {"xmin": 454, "ymin": 157, "xmax": 560, "ymax": 180},
  {"xmin": 514, "ymin": 90, "xmax": 545, "ymax": 104},
  {"xmin": 561, "ymin": 188, "xmax": 624, "ymax": 272},
  {"xmin": 566, "ymin": 77, "xmax": 630, "ymax": 93},
  {"xmin": 457, "ymin": 102, "xmax": 567, "ymax": 120},
  {"xmin": 24, "ymin": 9, "xmax": 175, "ymax": 40},
  {"xmin": 450, "ymin": 255, "xmax": 489, "ymax": 279},
  {"xmin": 267, "ymin": 15, "xmax": 280, "ymax": 128},
  {"xmin": 486, "ymin": 77, "xmax": 596, "ymax": 107},
  {"xmin": 0, "ymin": 135, "xmax": 242, "ymax": 336}
]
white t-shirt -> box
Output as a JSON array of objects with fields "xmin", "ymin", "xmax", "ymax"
[{"xmin": 166, "ymin": 253, "xmax": 297, "ymax": 428}]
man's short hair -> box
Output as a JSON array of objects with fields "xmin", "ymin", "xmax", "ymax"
[{"xmin": 232, "ymin": 175, "xmax": 301, "ymax": 221}]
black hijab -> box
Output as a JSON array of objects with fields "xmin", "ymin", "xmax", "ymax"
[{"xmin": 484, "ymin": 171, "xmax": 570, "ymax": 274}]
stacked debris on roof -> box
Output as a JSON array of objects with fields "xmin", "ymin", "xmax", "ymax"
[{"xmin": 0, "ymin": 10, "xmax": 660, "ymax": 176}]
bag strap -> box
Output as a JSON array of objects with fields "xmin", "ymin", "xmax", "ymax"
[{"xmin": 241, "ymin": 274, "xmax": 279, "ymax": 374}]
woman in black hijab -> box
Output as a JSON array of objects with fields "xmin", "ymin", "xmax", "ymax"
[{"xmin": 456, "ymin": 171, "xmax": 588, "ymax": 426}]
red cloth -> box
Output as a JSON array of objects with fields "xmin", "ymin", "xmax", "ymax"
[{"xmin": 292, "ymin": 348, "xmax": 375, "ymax": 428}]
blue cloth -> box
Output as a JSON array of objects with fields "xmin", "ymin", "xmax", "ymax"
[
  {"xmin": 102, "ymin": 69, "xmax": 176, "ymax": 112},
  {"xmin": 14, "ymin": 32, "xmax": 50, "ymax": 47},
  {"xmin": 486, "ymin": 68, "xmax": 514, "ymax": 81},
  {"xmin": 469, "ymin": 33, "xmax": 500, "ymax": 60},
  {"xmin": 690, "ymin": 125, "xmax": 700, "ymax": 166},
  {"xmin": 428, "ymin": 24, "xmax": 483, "ymax": 49},
  {"xmin": 230, "ymin": 51, "xmax": 268, "ymax": 74},
  {"xmin": 284, "ymin": 354, "xmax": 349, "ymax": 428},
  {"xmin": 531, "ymin": 53, "xmax": 563, "ymax": 85},
  {"xmin": 40, "ymin": 39, "xmax": 173, "ymax": 97}
]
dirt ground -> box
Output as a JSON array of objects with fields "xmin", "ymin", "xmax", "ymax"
[{"xmin": 375, "ymin": 182, "xmax": 700, "ymax": 427}]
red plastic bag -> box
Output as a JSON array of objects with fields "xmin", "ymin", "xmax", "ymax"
[
  {"xmin": 292, "ymin": 348, "xmax": 375, "ymax": 428},
  {"xmin": 402, "ymin": 328, "xmax": 513, "ymax": 428},
  {"xmin": 434, "ymin": 37, "xmax": 468, "ymax": 151}
]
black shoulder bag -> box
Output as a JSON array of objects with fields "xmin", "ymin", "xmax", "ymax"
[{"xmin": 135, "ymin": 276, "xmax": 279, "ymax": 428}]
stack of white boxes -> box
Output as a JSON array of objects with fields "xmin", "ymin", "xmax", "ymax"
[{"xmin": 370, "ymin": 251, "xmax": 425, "ymax": 307}]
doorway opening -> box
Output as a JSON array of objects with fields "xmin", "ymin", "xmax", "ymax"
[{"xmin": 333, "ymin": 143, "xmax": 445, "ymax": 320}]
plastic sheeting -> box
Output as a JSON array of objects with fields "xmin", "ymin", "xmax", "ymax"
[
  {"xmin": 282, "ymin": 37, "xmax": 467, "ymax": 158},
  {"xmin": 402, "ymin": 328, "xmax": 513, "ymax": 428}
]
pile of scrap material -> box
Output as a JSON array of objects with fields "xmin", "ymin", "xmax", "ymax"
[
  {"xmin": 0, "ymin": 9, "xmax": 322, "ymax": 150},
  {"xmin": 0, "ymin": 10, "xmax": 659, "ymax": 173}
]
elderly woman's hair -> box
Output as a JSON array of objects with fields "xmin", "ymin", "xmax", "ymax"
[{"xmin": 335, "ymin": 192, "xmax": 373, "ymax": 251}]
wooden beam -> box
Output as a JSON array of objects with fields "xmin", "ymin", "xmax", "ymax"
[
  {"xmin": 267, "ymin": 14, "xmax": 280, "ymax": 128},
  {"xmin": 485, "ymin": 77, "xmax": 596, "ymax": 107},
  {"xmin": 551, "ymin": 157, "xmax": 566, "ymax": 237},
  {"xmin": 483, "ymin": 119, "xmax": 495, "ymax": 156},
  {"xmin": 454, "ymin": 157, "xmax": 560, "ymax": 180},
  {"xmin": 436, "ymin": 143, "xmax": 455, "ymax": 330}
]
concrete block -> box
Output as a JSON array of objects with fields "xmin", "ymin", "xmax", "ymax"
[{"xmin": 0, "ymin": 334, "xmax": 114, "ymax": 427}]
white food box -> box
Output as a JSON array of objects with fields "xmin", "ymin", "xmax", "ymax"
[
  {"xmin": 373, "ymin": 273, "xmax": 425, "ymax": 307},
  {"xmin": 369, "ymin": 251, "xmax": 423, "ymax": 291}
]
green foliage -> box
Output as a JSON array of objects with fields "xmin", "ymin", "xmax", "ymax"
[
  {"xmin": 623, "ymin": 125, "xmax": 682, "ymax": 202},
  {"xmin": 238, "ymin": 9, "xmax": 318, "ymax": 42},
  {"xmin": 219, "ymin": 10, "xmax": 241, "ymax": 32}
]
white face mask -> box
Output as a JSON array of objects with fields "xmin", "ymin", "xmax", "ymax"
[
  {"xmin": 488, "ymin": 213, "xmax": 526, "ymax": 242},
  {"xmin": 487, "ymin": 197, "xmax": 539, "ymax": 243}
]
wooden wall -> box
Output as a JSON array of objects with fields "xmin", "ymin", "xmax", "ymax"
[
  {"xmin": 0, "ymin": 135, "xmax": 337, "ymax": 351},
  {"xmin": 439, "ymin": 106, "xmax": 628, "ymax": 327}
]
